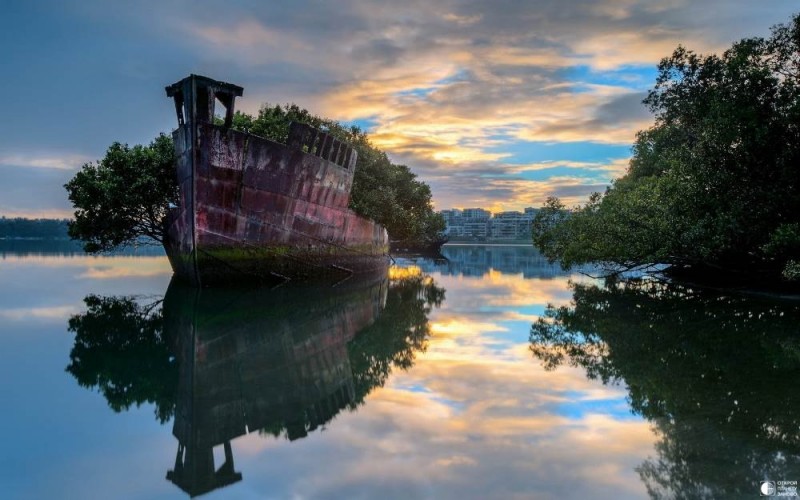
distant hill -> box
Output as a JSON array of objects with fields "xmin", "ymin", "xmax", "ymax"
[{"xmin": 0, "ymin": 217, "xmax": 71, "ymax": 239}]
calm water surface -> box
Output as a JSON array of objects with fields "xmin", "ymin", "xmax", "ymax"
[{"xmin": 1, "ymin": 243, "xmax": 799, "ymax": 499}]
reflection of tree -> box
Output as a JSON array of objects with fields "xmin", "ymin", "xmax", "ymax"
[
  {"xmin": 530, "ymin": 280, "xmax": 800, "ymax": 499},
  {"xmin": 66, "ymin": 268, "xmax": 444, "ymax": 497},
  {"xmin": 348, "ymin": 269, "xmax": 446, "ymax": 407},
  {"xmin": 66, "ymin": 295, "xmax": 177, "ymax": 423}
]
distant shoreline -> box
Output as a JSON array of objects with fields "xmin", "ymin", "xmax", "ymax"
[
  {"xmin": 444, "ymin": 242, "xmax": 533, "ymax": 247},
  {"xmin": 445, "ymin": 238, "xmax": 532, "ymax": 245}
]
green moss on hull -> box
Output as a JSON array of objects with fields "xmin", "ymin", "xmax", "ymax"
[{"xmin": 166, "ymin": 241, "xmax": 389, "ymax": 286}]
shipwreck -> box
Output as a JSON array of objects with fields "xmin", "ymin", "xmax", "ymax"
[{"xmin": 163, "ymin": 74, "xmax": 390, "ymax": 286}]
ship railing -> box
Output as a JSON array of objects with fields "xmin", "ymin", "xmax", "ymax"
[{"xmin": 287, "ymin": 122, "xmax": 358, "ymax": 170}]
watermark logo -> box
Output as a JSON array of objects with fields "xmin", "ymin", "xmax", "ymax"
[{"xmin": 761, "ymin": 480, "xmax": 798, "ymax": 497}]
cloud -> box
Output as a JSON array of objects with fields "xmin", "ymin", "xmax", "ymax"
[
  {"xmin": 514, "ymin": 91, "xmax": 654, "ymax": 145},
  {"xmin": 0, "ymin": 153, "xmax": 89, "ymax": 170},
  {"xmin": 2, "ymin": 0, "xmax": 796, "ymax": 216},
  {"xmin": 509, "ymin": 158, "xmax": 630, "ymax": 176},
  {"xmin": 425, "ymin": 173, "xmax": 613, "ymax": 212},
  {"xmin": 0, "ymin": 208, "xmax": 75, "ymax": 219},
  {"xmin": 0, "ymin": 165, "xmax": 78, "ymax": 218},
  {"xmin": 441, "ymin": 12, "xmax": 483, "ymax": 26},
  {"xmin": 0, "ymin": 305, "xmax": 79, "ymax": 322},
  {"xmin": 181, "ymin": 1, "xmax": 679, "ymax": 158}
]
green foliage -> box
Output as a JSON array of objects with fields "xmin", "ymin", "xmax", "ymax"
[
  {"xmin": 533, "ymin": 13, "xmax": 800, "ymax": 281},
  {"xmin": 230, "ymin": 104, "xmax": 446, "ymax": 244},
  {"xmin": 66, "ymin": 294, "xmax": 177, "ymax": 423},
  {"xmin": 64, "ymin": 134, "xmax": 177, "ymax": 253},
  {"xmin": 530, "ymin": 280, "xmax": 800, "ymax": 498},
  {"xmin": 785, "ymin": 260, "xmax": 800, "ymax": 280}
]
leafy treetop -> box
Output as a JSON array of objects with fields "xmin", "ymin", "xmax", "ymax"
[
  {"xmin": 532, "ymin": 13, "xmax": 800, "ymax": 282},
  {"xmin": 65, "ymin": 134, "xmax": 177, "ymax": 253}
]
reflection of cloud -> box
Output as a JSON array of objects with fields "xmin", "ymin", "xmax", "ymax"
[
  {"xmin": 77, "ymin": 266, "xmax": 170, "ymax": 279},
  {"xmin": 0, "ymin": 255, "xmax": 172, "ymax": 279},
  {"xmin": 433, "ymin": 272, "xmax": 579, "ymax": 312},
  {"xmin": 363, "ymin": 324, "xmax": 652, "ymax": 496},
  {"xmin": 234, "ymin": 261, "xmax": 652, "ymax": 497},
  {"xmin": 232, "ymin": 287, "xmax": 655, "ymax": 498},
  {"xmin": 501, "ymin": 310, "xmax": 543, "ymax": 323},
  {"xmin": 431, "ymin": 319, "xmax": 507, "ymax": 337}
]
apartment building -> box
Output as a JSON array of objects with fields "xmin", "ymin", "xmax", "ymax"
[{"xmin": 440, "ymin": 207, "xmax": 538, "ymax": 240}]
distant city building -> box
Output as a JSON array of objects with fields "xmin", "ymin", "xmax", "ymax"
[
  {"xmin": 440, "ymin": 209, "xmax": 463, "ymax": 236},
  {"xmin": 462, "ymin": 208, "xmax": 491, "ymax": 219},
  {"xmin": 462, "ymin": 208, "xmax": 491, "ymax": 238},
  {"xmin": 439, "ymin": 207, "xmax": 538, "ymax": 241}
]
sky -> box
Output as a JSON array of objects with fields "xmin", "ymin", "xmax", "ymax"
[{"xmin": 0, "ymin": 1, "xmax": 797, "ymax": 217}]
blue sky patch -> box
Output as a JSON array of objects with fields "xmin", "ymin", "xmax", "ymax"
[
  {"xmin": 518, "ymin": 166, "xmax": 610, "ymax": 182},
  {"xmin": 344, "ymin": 117, "xmax": 380, "ymax": 132},
  {"xmin": 563, "ymin": 64, "xmax": 659, "ymax": 91},
  {"xmin": 489, "ymin": 140, "xmax": 632, "ymax": 164},
  {"xmin": 555, "ymin": 392, "xmax": 638, "ymax": 421}
]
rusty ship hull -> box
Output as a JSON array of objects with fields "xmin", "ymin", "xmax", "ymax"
[{"xmin": 163, "ymin": 75, "xmax": 389, "ymax": 286}]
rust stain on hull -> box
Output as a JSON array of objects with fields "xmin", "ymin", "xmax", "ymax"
[{"xmin": 163, "ymin": 75, "xmax": 389, "ymax": 286}]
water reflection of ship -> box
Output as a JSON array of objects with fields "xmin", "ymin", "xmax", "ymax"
[
  {"xmin": 65, "ymin": 265, "xmax": 444, "ymax": 497},
  {"xmin": 163, "ymin": 273, "xmax": 388, "ymax": 497}
]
